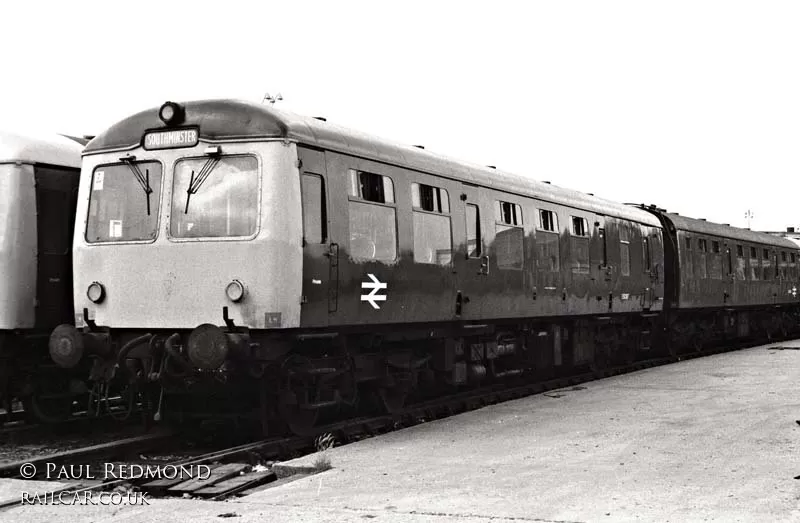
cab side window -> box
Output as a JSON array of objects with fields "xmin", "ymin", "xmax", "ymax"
[{"xmin": 301, "ymin": 173, "xmax": 326, "ymax": 245}]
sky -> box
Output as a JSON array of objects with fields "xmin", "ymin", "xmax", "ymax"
[{"xmin": 3, "ymin": 1, "xmax": 799, "ymax": 231}]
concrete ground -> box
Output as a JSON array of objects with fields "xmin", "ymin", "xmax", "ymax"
[{"xmin": 3, "ymin": 342, "xmax": 800, "ymax": 522}]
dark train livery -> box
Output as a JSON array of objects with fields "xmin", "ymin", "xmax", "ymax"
[
  {"xmin": 47, "ymin": 100, "xmax": 800, "ymax": 433},
  {"xmin": 0, "ymin": 130, "xmax": 84, "ymax": 422}
]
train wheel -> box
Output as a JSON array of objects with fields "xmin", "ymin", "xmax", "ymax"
[
  {"xmin": 279, "ymin": 390, "xmax": 319, "ymax": 436},
  {"xmin": 23, "ymin": 384, "xmax": 73, "ymax": 424},
  {"xmin": 378, "ymin": 370, "xmax": 412, "ymax": 414},
  {"xmin": 378, "ymin": 386, "xmax": 408, "ymax": 414}
]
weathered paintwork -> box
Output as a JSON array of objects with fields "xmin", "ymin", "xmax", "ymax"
[
  {"xmin": 654, "ymin": 211, "xmax": 800, "ymax": 310},
  {"xmin": 84, "ymin": 100, "xmax": 661, "ymax": 227},
  {"xmin": 74, "ymin": 141, "xmax": 302, "ymax": 330},
  {"xmin": 0, "ymin": 131, "xmax": 82, "ymax": 330},
  {"xmin": 83, "ymin": 100, "xmax": 664, "ymax": 333},
  {"xmin": 298, "ymin": 147, "xmax": 664, "ymax": 329},
  {"xmin": 0, "ymin": 130, "xmax": 83, "ymax": 168}
]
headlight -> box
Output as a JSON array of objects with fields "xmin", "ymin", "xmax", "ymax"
[
  {"xmin": 87, "ymin": 282, "xmax": 105, "ymax": 304},
  {"xmin": 158, "ymin": 101, "xmax": 184, "ymax": 126},
  {"xmin": 225, "ymin": 280, "xmax": 245, "ymax": 302}
]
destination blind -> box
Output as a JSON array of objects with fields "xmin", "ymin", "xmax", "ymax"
[{"xmin": 143, "ymin": 129, "xmax": 199, "ymax": 150}]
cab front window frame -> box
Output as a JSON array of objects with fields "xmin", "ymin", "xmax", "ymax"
[
  {"xmin": 84, "ymin": 159, "xmax": 165, "ymax": 245},
  {"xmin": 168, "ymin": 153, "xmax": 262, "ymax": 242}
]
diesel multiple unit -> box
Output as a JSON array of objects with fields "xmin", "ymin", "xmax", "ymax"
[{"xmin": 8, "ymin": 99, "xmax": 795, "ymax": 434}]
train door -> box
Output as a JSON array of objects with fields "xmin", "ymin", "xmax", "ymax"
[
  {"xmin": 455, "ymin": 183, "xmax": 491, "ymax": 319},
  {"xmin": 641, "ymin": 228, "xmax": 654, "ymax": 310},
  {"xmin": 723, "ymin": 244, "xmax": 734, "ymax": 305},
  {"xmin": 590, "ymin": 215, "xmax": 611, "ymax": 308},
  {"xmin": 533, "ymin": 206, "xmax": 562, "ymax": 310},
  {"xmin": 298, "ymin": 148, "xmax": 336, "ymax": 328},
  {"xmin": 33, "ymin": 165, "xmax": 79, "ymax": 328},
  {"xmin": 648, "ymin": 227, "xmax": 665, "ymax": 308}
]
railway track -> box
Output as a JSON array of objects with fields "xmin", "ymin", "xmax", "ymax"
[{"xmin": 0, "ymin": 335, "xmax": 792, "ymax": 509}]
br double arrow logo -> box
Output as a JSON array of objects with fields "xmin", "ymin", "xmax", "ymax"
[{"xmin": 361, "ymin": 273, "xmax": 387, "ymax": 310}]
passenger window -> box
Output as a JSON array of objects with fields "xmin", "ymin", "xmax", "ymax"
[
  {"xmin": 495, "ymin": 225, "xmax": 524, "ymax": 270},
  {"xmin": 792, "ymin": 253, "xmax": 797, "ymax": 264},
  {"xmin": 538, "ymin": 209, "xmax": 557, "ymax": 232},
  {"xmin": 709, "ymin": 240, "xmax": 722, "ymax": 279},
  {"xmin": 466, "ymin": 204, "xmax": 481, "ymax": 257},
  {"xmin": 684, "ymin": 235, "xmax": 693, "ymax": 278},
  {"xmin": 349, "ymin": 202, "xmax": 397, "ymax": 262},
  {"xmin": 348, "ymin": 169, "xmax": 394, "ymax": 204},
  {"xmin": 762, "ymin": 249, "xmax": 771, "ymax": 280},
  {"xmin": 697, "ymin": 238, "xmax": 708, "ymax": 279},
  {"xmin": 735, "ymin": 245, "xmax": 746, "ymax": 281},
  {"xmin": 347, "ymin": 169, "xmax": 396, "ymax": 262},
  {"xmin": 749, "ymin": 249, "xmax": 760, "ymax": 281},
  {"xmin": 412, "ymin": 183, "xmax": 449, "ymax": 213},
  {"xmin": 642, "ymin": 237, "xmax": 651, "ymax": 272},
  {"xmin": 301, "ymin": 174, "xmax": 326, "ymax": 244},
  {"xmin": 494, "ymin": 200, "xmax": 524, "ymax": 270},
  {"xmin": 537, "ymin": 232, "xmax": 560, "ymax": 272},
  {"xmin": 571, "ymin": 216, "xmax": 588, "ymax": 237},
  {"xmin": 411, "ymin": 182, "xmax": 451, "ymax": 265},
  {"xmin": 414, "ymin": 213, "xmax": 452, "ymax": 265},
  {"xmin": 569, "ymin": 216, "xmax": 590, "ymax": 274},
  {"xmin": 496, "ymin": 201, "xmax": 522, "ymax": 226}
]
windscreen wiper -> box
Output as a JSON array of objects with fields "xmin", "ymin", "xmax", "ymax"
[
  {"xmin": 120, "ymin": 156, "xmax": 153, "ymax": 215},
  {"xmin": 184, "ymin": 156, "xmax": 220, "ymax": 213}
]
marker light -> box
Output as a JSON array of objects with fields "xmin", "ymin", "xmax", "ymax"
[
  {"xmin": 158, "ymin": 101, "xmax": 184, "ymax": 126},
  {"xmin": 87, "ymin": 282, "xmax": 105, "ymax": 304},
  {"xmin": 225, "ymin": 280, "xmax": 245, "ymax": 302}
]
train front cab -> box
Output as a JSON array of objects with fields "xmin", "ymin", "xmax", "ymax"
[{"xmin": 49, "ymin": 105, "xmax": 304, "ymax": 419}]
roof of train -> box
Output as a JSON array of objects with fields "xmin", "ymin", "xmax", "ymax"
[
  {"xmin": 0, "ymin": 130, "xmax": 83, "ymax": 167},
  {"xmin": 85, "ymin": 99, "xmax": 661, "ymax": 227},
  {"xmin": 665, "ymin": 212, "xmax": 800, "ymax": 250}
]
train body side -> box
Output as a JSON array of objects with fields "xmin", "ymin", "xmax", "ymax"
[
  {"xmin": 297, "ymin": 146, "xmax": 665, "ymax": 329},
  {"xmin": 0, "ymin": 132, "xmax": 82, "ymax": 330},
  {"xmin": 653, "ymin": 212, "xmax": 800, "ymax": 310}
]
